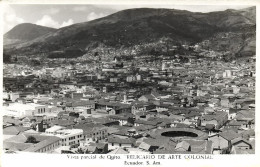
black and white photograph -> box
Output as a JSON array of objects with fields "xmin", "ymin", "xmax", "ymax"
[{"xmin": 1, "ymin": 0, "xmax": 259, "ymax": 166}]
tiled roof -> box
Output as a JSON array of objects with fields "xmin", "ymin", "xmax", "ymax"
[
  {"xmin": 4, "ymin": 142, "xmax": 33, "ymax": 151},
  {"xmin": 235, "ymin": 110, "xmax": 254, "ymax": 120},
  {"xmin": 108, "ymin": 136, "xmax": 135, "ymax": 144},
  {"xmin": 175, "ymin": 141, "xmax": 190, "ymax": 151},
  {"xmin": 74, "ymin": 123, "xmax": 105, "ymax": 135},
  {"xmin": 138, "ymin": 142, "xmax": 151, "ymax": 150},
  {"xmin": 108, "ymin": 148, "xmax": 128, "ymax": 154},
  {"xmin": 86, "ymin": 145, "xmax": 97, "ymax": 152},
  {"xmin": 219, "ymin": 130, "xmax": 240, "ymax": 141},
  {"xmin": 228, "ymin": 120, "xmax": 243, "ymax": 126},
  {"xmin": 50, "ymin": 119, "xmax": 75, "ymax": 126},
  {"xmin": 134, "ymin": 119, "xmax": 158, "ymax": 126},
  {"xmin": 24, "ymin": 136, "xmax": 60, "ymax": 152},
  {"xmin": 3, "ymin": 126, "xmax": 31, "ymax": 135}
]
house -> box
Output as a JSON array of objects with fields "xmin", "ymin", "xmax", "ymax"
[
  {"xmin": 90, "ymin": 142, "xmax": 108, "ymax": 154},
  {"xmin": 230, "ymin": 139, "xmax": 254, "ymax": 154},
  {"xmin": 182, "ymin": 139, "xmax": 213, "ymax": 154},
  {"xmin": 71, "ymin": 93, "xmax": 83, "ymax": 99},
  {"xmin": 134, "ymin": 119, "xmax": 159, "ymax": 127},
  {"xmin": 138, "ymin": 94, "xmax": 156, "ymax": 102},
  {"xmin": 175, "ymin": 141, "xmax": 191, "ymax": 152},
  {"xmin": 227, "ymin": 108, "xmax": 238, "ymax": 120},
  {"xmin": 227, "ymin": 120, "xmax": 243, "ymax": 129},
  {"xmin": 234, "ymin": 110, "xmax": 255, "ymax": 130},
  {"xmin": 92, "ymin": 117, "xmax": 120, "ymax": 127},
  {"xmin": 235, "ymin": 110, "xmax": 254, "ymax": 121},
  {"xmin": 109, "ymin": 115, "xmax": 133, "ymax": 126},
  {"xmin": 138, "ymin": 138, "xmax": 161, "ymax": 152},
  {"xmin": 49, "ymin": 119, "xmax": 75, "ymax": 127},
  {"xmin": 131, "ymin": 102, "xmax": 156, "ymax": 114},
  {"xmin": 199, "ymin": 111, "xmax": 228, "ymax": 130},
  {"xmin": 126, "ymin": 147, "xmax": 151, "ymax": 154},
  {"xmin": 3, "ymin": 116, "xmax": 21, "ymax": 126},
  {"xmin": 220, "ymin": 98, "xmax": 230, "ymax": 108},
  {"xmin": 89, "ymin": 127, "xmax": 108, "ymax": 141},
  {"xmin": 84, "ymin": 145, "xmax": 99, "ymax": 154},
  {"xmin": 65, "ymin": 100, "xmax": 95, "ymax": 112},
  {"xmin": 44, "ymin": 126, "xmax": 83, "ymax": 146},
  {"xmin": 95, "ymin": 101, "xmax": 131, "ymax": 115},
  {"xmin": 108, "ymin": 147, "xmax": 129, "ymax": 154},
  {"xmin": 108, "ymin": 136, "xmax": 135, "ymax": 151},
  {"xmin": 208, "ymin": 130, "xmax": 241, "ymax": 154},
  {"xmin": 3, "ymin": 126, "xmax": 32, "ymax": 140},
  {"xmin": 74, "ymin": 123, "xmax": 108, "ymax": 144},
  {"xmin": 240, "ymin": 129, "xmax": 255, "ymax": 141},
  {"xmin": 4, "ymin": 133, "xmax": 60, "ymax": 153},
  {"xmin": 3, "ymin": 102, "xmax": 48, "ymax": 117}
]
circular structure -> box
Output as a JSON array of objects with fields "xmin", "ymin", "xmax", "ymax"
[
  {"xmin": 150, "ymin": 128, "xmax": 208, "ymax": 140},
  {"xmin": 161, "ymin": 131, "xmax": 198, "ymax": 138}
]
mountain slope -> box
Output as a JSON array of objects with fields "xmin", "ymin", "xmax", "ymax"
[
  {"xmin": 4, "ymin": 23, "xmax": 57, "ymax": 45},
  {"xmin": 4, "ymin": 7, "xmax": 256, "ymax": 58}
]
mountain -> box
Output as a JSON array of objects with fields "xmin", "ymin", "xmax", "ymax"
[
  {"xmin": 4, "ymin": 23, "xmax": 57, "ymax": 45},
  {"xmin": 3, "ymin": 7, "xmax": 256, "ymax": 58}
]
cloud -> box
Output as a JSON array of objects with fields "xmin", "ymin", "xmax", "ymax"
[
  {"xmin": 3, "ymin": 4, "xmax": 25, "ymax": 33},
  {"xmin": 36, "ymin": 15, "xmax": 74, "ymax": 28},
  {"xmin": 43, "ymin": 8, "xmax": 60, "ymax": 15},
  {"xmin": 36, "ymin": 15, "xmax": 60, "ymax": 28},
  {"xmin": 86, "ymin": 12, "xmax": 106, "ymax": 21},
  {"xmin": 72, "ymin": 6, "xmax": 88, "ymax": 11},
  {"xmin": 60, "ymin": 19, "xmax": 74, "ymax": 28}
]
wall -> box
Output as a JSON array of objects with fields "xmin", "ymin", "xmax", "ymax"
[
  {"xmin": 60, "ymin": 132, "xmax": 84, "ymax": 146},
  {"xmin": 108, "ymin": 143, "xmax": 132, "ymax": 150},
  {"xmin": 208, "ymin": 135, "xmax": 229, "ymax": 150}
]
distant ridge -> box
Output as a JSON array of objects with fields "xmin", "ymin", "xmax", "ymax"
[{"xmin": 4, "ymin": 6, "xmax": 256, "ymax": 58}]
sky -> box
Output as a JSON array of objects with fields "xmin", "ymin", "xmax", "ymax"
[{"xmin": 3, "ymin": 4, "xmax": 252, "ymax": 33}]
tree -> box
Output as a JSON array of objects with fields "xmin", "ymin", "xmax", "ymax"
[
  {"xmin": 3, "ymin": 53, "xmax": 11, "ymax": 63},
  {"xmin": 25, "ymin": 136, "xmax": 37, "ymax": 143}
]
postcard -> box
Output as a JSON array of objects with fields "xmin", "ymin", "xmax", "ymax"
[{"xmin": 1, "ymin": 0, "xmax": 259, "ymax": 167}]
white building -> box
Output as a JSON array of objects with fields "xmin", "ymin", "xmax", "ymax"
[
  {"xmin": 45, "ymin": 126, "xmax": 84, "ymax": 146},
  {"xmin": 108, "ymin": 137, "xmax": 134, "ymax": 151},
  {"xmin": 3, "ymin": 102, "xmax": 48, "ymax": 118},
  {"xmin": 223, "ymin": 70, "xmax": 232, "ymax": 78},
  {"xmin": 10, "ymin": 92, "xmax": 20, "ymax": 102}
]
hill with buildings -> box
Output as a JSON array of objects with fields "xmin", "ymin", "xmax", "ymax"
[{"xmin": 3, "ymin": 7, "xmax": 256, "ymax": 59}]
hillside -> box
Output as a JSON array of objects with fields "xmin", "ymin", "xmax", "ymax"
[
  {"xmin": 3, "ymin": 7, "xmax": 256, "ymax": 59},
  {"xmin": 4, "ymin": 23, "xmax": 57, "ymax": 45}
]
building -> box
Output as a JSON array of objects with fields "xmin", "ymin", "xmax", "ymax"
[
  {"xmin": 108, "ymin": 136, "xmax": 135, "ymax": 151},
  {"xmin": 199, "ymin": 111, "xmax": 228, "ymax": 130},
  {"xmin": 3, "ymin": 103, "xmax": 48, "ymax": 118},
  {"xmin": 45, "ymin": 126, "xmax": 84, "ymax": 146},
  {"xmin": 3, "ymin": 133, "xmax": 60, "ymax": 153},
  {"xmin": 208, "ymin": 130, "xmax": 240, "ymax": 154}
]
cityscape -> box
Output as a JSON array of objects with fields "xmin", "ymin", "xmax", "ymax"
[{"xmin": 2, "ymin": 5, "xmax": 256, "ymax": 154}]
